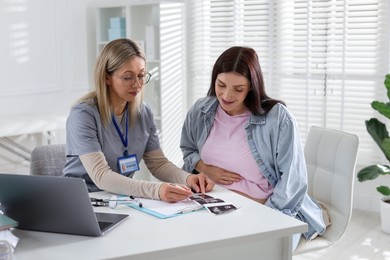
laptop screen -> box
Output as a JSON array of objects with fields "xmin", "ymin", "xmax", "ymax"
[{"xmin": 0, "ymin": 173, "xmax": 128, "ymax": 236}]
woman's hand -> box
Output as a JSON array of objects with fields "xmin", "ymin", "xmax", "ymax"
[
  {"xmin": 159, "ymin": 183, "xmax": 193, "ymax": 203},
  {"xmin": 197, "ymin": 161, "xmax": 242, "ymax": 185},
  {"xmin": 186, "ymin": 173, "xmax": 215, "ymax": 193}
]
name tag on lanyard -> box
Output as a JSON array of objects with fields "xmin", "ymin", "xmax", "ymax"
[
  {"xmin": 118, "ymin": 154, "xmax": 140, "ymax": 174},
  {"xmin": 112, "ymin": 104, "xmax": 139, "ymax": 175}
]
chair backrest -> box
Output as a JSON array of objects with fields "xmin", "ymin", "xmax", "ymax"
[
  {"xmin": 30, "ymin": 144, "xmax": 66, "ymax": 176},
  {"xmin": 304, "ymin": 126, "xmax": 359, "ymax": 242}
]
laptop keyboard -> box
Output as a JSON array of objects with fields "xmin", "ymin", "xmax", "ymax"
[{"xmin": 98, "ymin": 221, "xmax": 113, "ymax": 231}]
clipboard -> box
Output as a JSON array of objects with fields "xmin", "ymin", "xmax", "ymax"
[
  {"xmin": 122, "ymin": 197, "xmax": 205, "ymax": 219},
  {"xmin": 121, "ymin": 193, "xmax": 237, "ymax": 218}
]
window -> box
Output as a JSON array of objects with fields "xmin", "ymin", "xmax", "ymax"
[
  {"xmin": 160, "ymin": 2, "xmax": 186, "ymax": 165},
  {"xmin": 187, "ymin": 0, "xmax": 390, "ymax": 167}
]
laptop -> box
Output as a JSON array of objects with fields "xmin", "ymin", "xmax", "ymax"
[{"xmin": 0, "ymin": 173, "xmax": 128, "ymax": 237}]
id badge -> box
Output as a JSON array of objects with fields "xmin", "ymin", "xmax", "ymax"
[{"xmin": 118, "ymin": 154, "xmax": 139, "ymax": 175}]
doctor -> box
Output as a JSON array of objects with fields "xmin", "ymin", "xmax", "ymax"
[{"xmin": 63, "ymin": 38, "xmax": 214, "ymax": 202}]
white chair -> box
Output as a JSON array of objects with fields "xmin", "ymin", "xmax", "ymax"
[
  {"xmin": 30, "ymin": 144, "xmax": 66, "ymax": 176},
  {"xmin": 294, "ymin": 126, "xmax": 359, "ymax": 255}
]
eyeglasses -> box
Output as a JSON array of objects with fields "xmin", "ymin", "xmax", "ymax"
[{"xmin": 113, "ymin": 72, "xmax": 152, "ymax": 86}]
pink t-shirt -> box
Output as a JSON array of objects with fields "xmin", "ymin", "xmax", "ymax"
[{"xmin": 201, "ymin": 106, "xmax": 273, "ymax": 200}]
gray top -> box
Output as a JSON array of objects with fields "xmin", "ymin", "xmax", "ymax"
[{"xmin": 63, "ymin": 99, "xmax": 160, "ymax": 190}]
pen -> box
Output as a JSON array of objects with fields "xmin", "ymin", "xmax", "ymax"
[
  {"xmin": 176, "ymin": 205, "xmax": 204, "ymax": 214},
  {"xmin": 130, "ymin": 196, "xmax": 143, "ymax": 208},
  {"xmin": 107, "ymin": 196, "xmax": 143, "ymax": 208}
]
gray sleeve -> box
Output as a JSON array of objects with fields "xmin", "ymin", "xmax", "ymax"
[
  {"xmin": 142, "ymin": 103, "xmax": 161, "ymax": 153},
  {"xmin": 66, "ymin": 103, "xmax": 102, "ymax": 156}
]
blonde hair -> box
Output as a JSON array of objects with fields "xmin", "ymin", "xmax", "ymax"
[{"xmin": 78, "ymin": 38, "xmax": 145, "ymax": 127}]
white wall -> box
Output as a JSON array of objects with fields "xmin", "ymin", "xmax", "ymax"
[
  {"xmin": 0, "ymin": 0, "xmax": 96, "ymax": 172},
  {"xmin": 0, "ymin": 0, "xmax": 96, "ymax": 117}
]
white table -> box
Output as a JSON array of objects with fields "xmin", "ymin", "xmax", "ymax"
[{"xmin": 12, "ymin": 186, "xmax": 307, "ymax": 260}]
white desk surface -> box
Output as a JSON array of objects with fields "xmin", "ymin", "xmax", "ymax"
[{"xmin": 12, "ymin": 185, "xmax": 307, "ymax": 260}]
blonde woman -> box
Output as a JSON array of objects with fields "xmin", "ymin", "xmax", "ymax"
[{"xmin": 64, "ymin": 38, "xmax": 214, "ymax": 202}]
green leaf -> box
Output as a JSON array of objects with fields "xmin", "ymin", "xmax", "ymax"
[
  {"xmin": 385, "ymin": 74, "xmax": 390, "ymax": 87},
  {"xmin": 385, "ymin": 74, "xmax": 390, "ymax": 100},
  {"xmin": 377, "ymin": 186, "xmax": 390, "ymax": 196},
  {"xmin": 372, "ymin": 101, "xmax": 390, "ymax": 120},
  {"xmin": 382, "ymin": 138, "xmax": 390, "ymax": 161},
  {"xmin": 366, "ymin": 119, "xmax": 390, "ymax": 160},
  {"xmin": 359, "ymin": 74, "xmax": 390, "ymax": 196},
  {"xmin": 357, "ymin": 165, "xmax": 390, "ymax": 182}
]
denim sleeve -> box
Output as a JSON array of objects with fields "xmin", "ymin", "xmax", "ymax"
[
  {"xmin": 265, "ymin": 114, "xmax": 307, "ymax": 217},
  {"xmin": 180, "ymin": 105, "xmax": 202, "ymax": 172}
]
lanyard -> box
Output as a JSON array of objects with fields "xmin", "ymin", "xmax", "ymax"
[{"xmin": 112, "ymin": 104, "xmax": 129, "ymax": 156}]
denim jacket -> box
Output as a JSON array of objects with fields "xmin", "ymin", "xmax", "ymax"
[{"xmin": 180, "ymin": 96, "xmax": 326, "ymax": 239}]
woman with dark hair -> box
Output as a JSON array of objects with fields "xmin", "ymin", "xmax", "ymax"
[{"xmin": 180, "ymin": 46, "xmax": 328, "ymax": 249}]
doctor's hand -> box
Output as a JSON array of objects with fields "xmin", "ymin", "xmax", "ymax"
[
  {"xmin": 196, "ymin": 160, "xmax": 242, "ymax": 185},
  {"xmin": 159, "ymin": 183, "xmax": 193, "ymax": 203},
  {"xmin": 186, "ymin": 173, "xmax": 215, "ymax": 194}
]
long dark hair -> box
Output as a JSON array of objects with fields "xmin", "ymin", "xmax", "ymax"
[{"xmin": 207, "ymin": 46, "xmax": 285, "ymax": 115}]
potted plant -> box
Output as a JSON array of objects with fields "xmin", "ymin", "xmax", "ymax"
[{"xmin": 357, "ymin": 73, "xmax": 390, "ymax": 234}]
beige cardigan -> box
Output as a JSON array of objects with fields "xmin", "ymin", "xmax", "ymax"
[{"xmin": 80, "ymin": 149, "xmax": 190, "ymax": 200}]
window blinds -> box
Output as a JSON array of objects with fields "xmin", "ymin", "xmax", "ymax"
[
  {"xmin": 159, "ymin": 2, "xmax": 186, "ymax": 165},
  {"xmin": 187, "ymin": 0, "xmax": 390, "ymax": 167}
]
